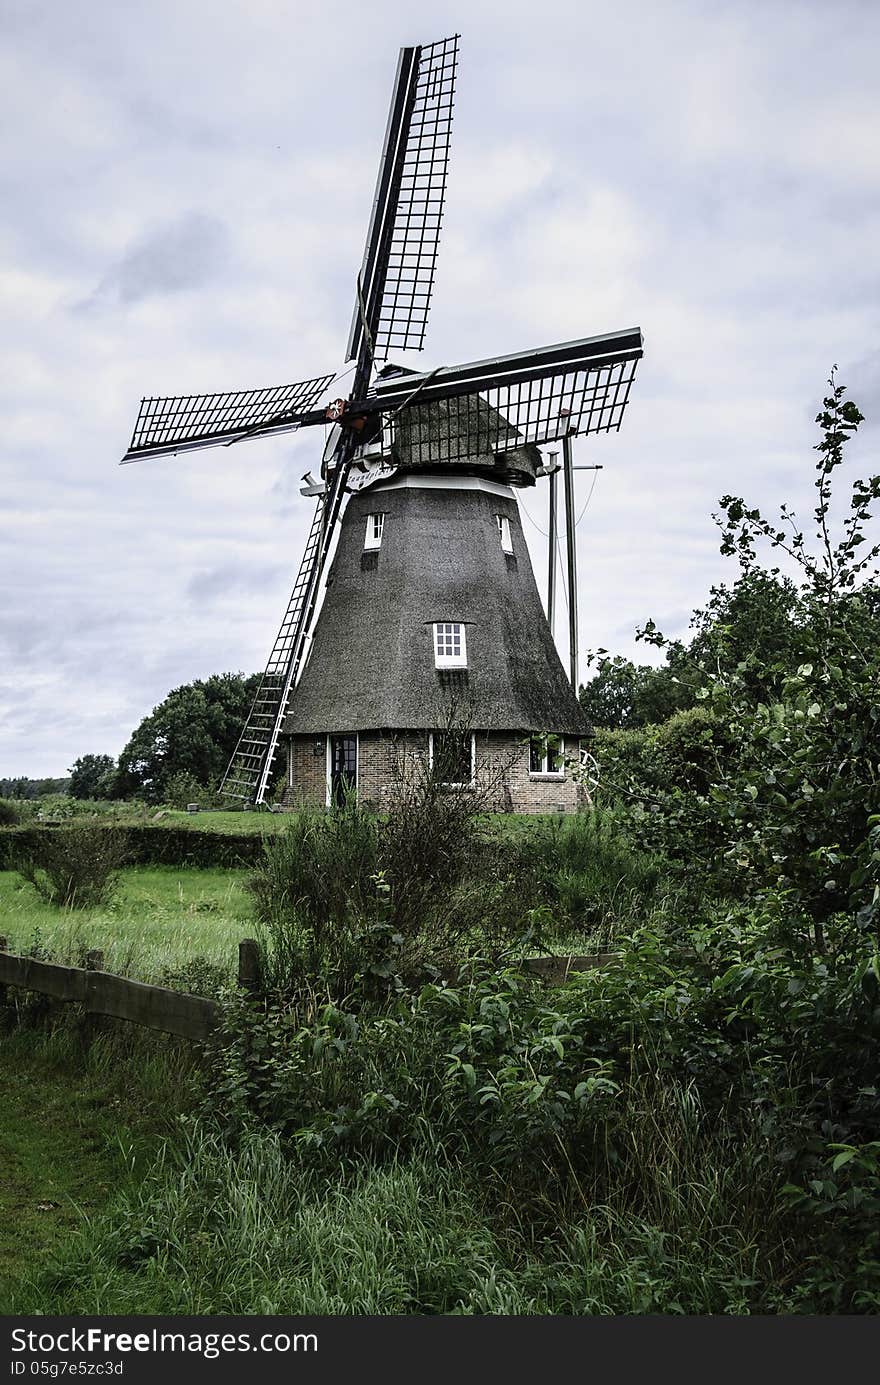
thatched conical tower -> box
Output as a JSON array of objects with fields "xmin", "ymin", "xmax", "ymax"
[{"xmin": 281, "ymin": 387, "xmax": 590, "ymax": 812}]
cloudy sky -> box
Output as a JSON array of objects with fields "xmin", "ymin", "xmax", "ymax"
[{"xmin": 2, "ymin": 0, "xmax": 878, "ymax": 777}]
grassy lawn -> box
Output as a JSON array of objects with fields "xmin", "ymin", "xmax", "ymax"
[
  {"xmin": 0, "ymin": 1048, "xmax": 153, "ymax": 1311},
  {"xmin": 0, "ymin": 865, "xmax": 252, "ymax": 982},
  {"xmin": 140, "ymin": 809, "xmax": 286, "ymax": 835}
]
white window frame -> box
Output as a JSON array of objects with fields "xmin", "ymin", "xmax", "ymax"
[
  {"xmin": 428, "ymin": 731, "xmax": 476, "ymax": 787},
  {"xmin": 529, "ymin": 734, "xmax": 566, "ymax": 779},
  {"xmin": 364, "ymin": 513, "xmax": 385, "ymax": 550},
  {"xmin": 496, "ymin": 514, "xmax": 513, "ymax": 554},
  {"xmin": 433, "ymin": 621, "xmax": 467, "ymax": 669}
]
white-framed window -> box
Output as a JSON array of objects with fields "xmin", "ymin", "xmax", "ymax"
[
  {"xmin": 529, "ymin": 734, "xmax": 565, "ymax": 777},
  {"xmin": 496, "ymin": 514, "xmax": 513, "ymax": 554},
  {"xmin": 364, "ymin": 513, "xmax": 385, "ymax": 550},
  {"xmin": 429, "ymin": 731, "xmax": 475, "ymax": 786},
  {"xmin": 433, "ymin": 621, "xmax": 467, "ymax": 668}
]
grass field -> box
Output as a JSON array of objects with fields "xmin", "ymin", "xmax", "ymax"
[
  {"xmin": 0, "ymin": 1059, "xmax": 136, "ymax": 1308},
  {"xmin": 0, "ymin": 866, "xmax": 251, "ymax": 982},
  {"xmin": 143, "ymin": 810, "xmax": 286, "ymax": 836}
]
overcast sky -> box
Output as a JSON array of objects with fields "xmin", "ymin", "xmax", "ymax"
[{"xmin": 2, "ymin": 0, "xmax": 878, "ymax": 777}]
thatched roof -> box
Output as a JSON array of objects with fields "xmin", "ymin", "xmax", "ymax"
[{"xmin": 284, "ymin": 476, "xmax": 590, "ymax": 736}]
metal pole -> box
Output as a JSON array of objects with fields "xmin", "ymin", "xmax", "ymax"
[
  {"xmin": 562, "ymin": 432, "xmax": 578, "ymax": 692},
  {"xmin": 546, "ymin": 451, "xmax": 558, "ymax": 636}
]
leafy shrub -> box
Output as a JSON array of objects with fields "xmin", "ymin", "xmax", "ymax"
[
  {"xmin": 520, "ymin": 808, "xmax": 670, "ymax": 943},
  {"xmin": 162, "ymin": 771, "xmax": 210, "ymax": 810},
  {"xmin": 14, "ymin": 823, "xmax": 130, "ymax": 908},
  {"xmin": 248, "ymin": 781, "xmax": 540, "ymax": 996},
  {"xmin": 0, "ymin": 798, "xmax": 22, "ymax": 826},
  {"xmin": 247, "ymin": 803, "xmax": 382, "ymax": 990},
  {"xmin": 159, "ymin": 956, "xmax": 233, "ymax": 1000},
  {"xmin": 782, "ymin": 1140, "xmax": 880, "ymax": 1311}
]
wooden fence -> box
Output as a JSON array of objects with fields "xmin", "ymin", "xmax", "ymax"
[
  {"xmin": 0, "ymin": 935, "xmax": 615, "ymax": 1043},
  {"xmin": 0, "ymin": 936, "xmax": 262, "ymax": 1042}
]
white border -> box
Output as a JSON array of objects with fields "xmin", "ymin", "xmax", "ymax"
[
  {"xmin": 369, "ymin": 473, "xmax": 515, "ymax": 498},
  {"xmin": 528, "ymin": 735, "xmax": 566, "ymax": 780}
]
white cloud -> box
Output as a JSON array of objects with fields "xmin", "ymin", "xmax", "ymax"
[{"xmin": 2, "ymin": 0, "xmax": 879, "ymax": 775}]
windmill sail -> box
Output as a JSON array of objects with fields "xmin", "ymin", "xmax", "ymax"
[
  {"xmin": 216, "ymin": 34, "xmax": 459, "ymax": 805},
  {"xmin": 347, "ymin": 34, "xmax": 459, "ymax": 363},
  {"xmin": 120, "ymin": 374, "xmax": 335, "ymax": 463},
  {"xmin": 370, "ymin": 328, "xmax": 643, "ymax": 464}
]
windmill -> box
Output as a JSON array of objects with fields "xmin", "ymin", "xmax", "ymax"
[{"xmin": 120, "ymin": 34, "xmax": 643, "ymax": 811}]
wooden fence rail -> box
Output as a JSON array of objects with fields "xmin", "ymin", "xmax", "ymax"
[
  {"xmin": 0, "ymin": 936, "xmax": 262, "ymax": 1042},
  {"xmin": 0, "ymin": 934, "xmax": 615, "ymax": 1043}
]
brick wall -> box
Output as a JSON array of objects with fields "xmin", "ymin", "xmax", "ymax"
[
  {"xmin": 284, "ymin": 730, "xmax": 586, "ymax": 814},
  {"xmin": 284, "ymin": 734, "xmax": 327, "ymax": 807}
]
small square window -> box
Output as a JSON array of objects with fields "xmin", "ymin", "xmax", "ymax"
[
  {"xmin": 433, "ymin": 621, "xmax": 467, "ymax": 668},
  {"xmin": 364, "ymin": 513, "xmax": 385, "ymax": 550},
  {"xmin": 496, "ymin": 514, "xmax": 513, "ymax": 554},
  {"xmin": 529, "ymin": 735, "xmax": 565, "ymax": 777}
]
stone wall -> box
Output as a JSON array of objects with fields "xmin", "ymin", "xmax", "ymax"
[{"xmin": 283, "ymin": 731, "xmax": 586, "ymax": 814}]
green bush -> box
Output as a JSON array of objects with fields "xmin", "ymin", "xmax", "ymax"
[
  {"xmin": 15, "ymin": 823, "xmax": 130, "ymax": 908},
  {"xmin": 0, "ymin": 798, "xmax": 23, "ymax": 826},
  {"xmin": 248, "ymin": 787, "xmax": 542, "ymax": 997},
  {"xmin": 0, "ymin": 823, "xmax": 265, "ymax": 871},
  {"xmin": 247, "ymin": 803, "xmax": 382, "ymax": 991}
]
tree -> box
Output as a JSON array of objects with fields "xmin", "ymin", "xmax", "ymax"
[
  {"xmin": 579, "ymin": 648, "xmax": 695, "ymax": 730},
  {"xmin": 631, "ymin": 370, "xmax": 880, "ymax": 945},
  {"xmin": 68, "ymin": 754, "xmax": 117, "ymax": 800},
  {"xmin": 116, "ymin": 672, "xmax": 261, "ymax": 802}
]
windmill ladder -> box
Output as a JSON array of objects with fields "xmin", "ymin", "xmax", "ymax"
[{"xmin": 221, "ymin": 461, "xmax": 350, "ymax": 805}]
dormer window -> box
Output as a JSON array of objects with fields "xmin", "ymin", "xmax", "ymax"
[
  {"xmin": 364, "ymin": 513, "xmax": 385, "ymax": 550},
  {"xmin": 434, "ymin": 622, "xmax": 467, "ymax": 668},
  {"xmin": 496, "ymin": 514, "xmax": 513, "ymax": 554}
]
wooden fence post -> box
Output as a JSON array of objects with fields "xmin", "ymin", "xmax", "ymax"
[
  {"xmin": 238, "ymin": 939, "xmax": 262, "ymax": 995},
  {"xmin": 0, "ymin": 936, "xmax": 7, "ymax": 1009}
]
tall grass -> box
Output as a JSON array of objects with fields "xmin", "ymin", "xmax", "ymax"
[
  {"xmin": 10, "ymin": 1077, "xmax": 787, "ymax": 1315},
  {"xmin": 505, "ymin": 808, "xmax": 673, "ymax": 949},
  {"xmin": 0, "ymin": 866, "xmax": 250, "ymax": 982}
]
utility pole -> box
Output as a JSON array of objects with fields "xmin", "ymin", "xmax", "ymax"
[
  {"xmin": 546, "ymin": 450, "xmax": 558, "ymax": 636},
  {"xmin": 562, "ymin": 431, "xmax": 578, "ymax": 692}
]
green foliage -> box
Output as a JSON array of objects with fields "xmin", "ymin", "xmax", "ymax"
[
  {"xmin": 68, "ymin": 754, "xmax": 117, "ymax": 801},
  {"xmin": 579, "ymin": 650, "xmax": 696, "ymax": 730},
  {"xmin": 116, "ymin": 672, "xmax": 261, "ymax": 802},
  {"xmin": 0, "ymin": 799, "xmax": 24, "ymax": 826},
  {"xmin": 594, "ymin": 373, "xmax": 880, "ymax": 941},
  {"xmin": 782, "ymin": 1139, "xmax": 880, "ymax": 1311},
  {"xmin": 14, "ymin": 823, "xmax": 130, "ymax": 908},
  {"xmin": 519, "ymin": 808, "xmax": 669, "ymax": 945},
  {"xmin": 0, "ymin": 823, "xmax": 266, "ymax": 872},
  {"xmin": 10, "ymin": 1110, "xmax": 775, "ymax": 1315},
  {"xmin": 249, "ymin": 789, "xmax": 543, "ymax": 996},
  {"xmin": 161, "ymin": 771, "xmax": 216, "ymax": 811},
  {"xmin": 591, "ymin": 707, "xmax": 733, "ymax": 879},
  {"xmin": 247, "ymin": 803, "xmax": 383, "ymax": 992},
  {"xmin": 696, "ymin": 375, "xmax": 880, "ymax": 934},
  {"xmin": 0, "ymin": 777, "xmax": 70, "ymax": 800}
]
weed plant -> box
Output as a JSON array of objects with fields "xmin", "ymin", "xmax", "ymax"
[{"xmin": 15, "ymin": 823, "xmax": 130, "ymax": 908}]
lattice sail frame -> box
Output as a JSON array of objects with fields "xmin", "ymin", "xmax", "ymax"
[
  {"xmin": 121, "ymin": 375, "xmax": 335, "ymax": 462},
  {"xmin": 369, "ymin": 330, "xmax": 642, "ymax": 465},
  {"xmin": 387, "ymin": 358, "xmax": 638, "ymax": 465},
  {"xmin": 347, "ymin": 34, "xmax": 459, "ymax": 362}
]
